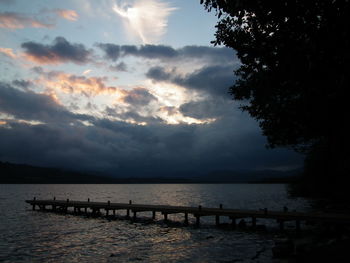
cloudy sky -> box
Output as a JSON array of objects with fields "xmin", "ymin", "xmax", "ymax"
[{"xmin": 0, "ymin": 0, "xmax": 303, "ymax": 177}]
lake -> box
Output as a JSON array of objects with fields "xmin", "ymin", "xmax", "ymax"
[{"xmin": 0, "ymin": 184, "xmax": 311, "ymax": 262}]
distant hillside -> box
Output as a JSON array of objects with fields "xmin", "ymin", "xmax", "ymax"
[
  {"xmin": 0, "ymin": 161, "xmax": 300, "ymax": 184},
  {"xmin": 0, "ymin": 161, "xmax": 118, "ymax": 183}
]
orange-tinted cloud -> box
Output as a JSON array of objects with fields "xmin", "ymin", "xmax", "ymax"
[
  {"xmin": 54, "ymin": 9, "xmax": 78, "ymax": 21},
  {"xmin": 0, "ymin": 47, "xmax": 16, "ymax": 58},
  {"xmin": 36, "ymin": 71, "xmax": 119, "ymax": 96},
  {"xmin": 0, "ymin": 12, "xmax": 53, "ymax": 29}
]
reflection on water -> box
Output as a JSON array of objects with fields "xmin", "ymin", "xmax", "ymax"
[{"xmin": 0, "ymin": 184, "xmax": 310, "ymax": 262}]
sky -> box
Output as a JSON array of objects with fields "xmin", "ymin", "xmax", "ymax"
[{"xmin": 0, "ymin": 0, "xmax": 303, "ymax": 177}]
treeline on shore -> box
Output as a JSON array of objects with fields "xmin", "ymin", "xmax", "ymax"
[{"xmin": 0, "ymin": 161, "xmax": 299, "ymax": 184}]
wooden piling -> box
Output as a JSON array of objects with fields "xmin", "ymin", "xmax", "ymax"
[
  {"xmin": 184, "ymin": 213, "xmax": 189, "ymax": 225},
  {"xmin": 195, "ymin": 215, "xmax": 200, "ymax": 227},
  {"xmin": 279, "ymin": 220, "xmax": 284, "ymax": 231},
  {"xmin": 252, "ymin": 217, "xmax": 256, "ymax": 228},
  {"xmin": 296, "ymin": 220, "xmax": 301, "ymax": 231},
  {"xmin": 164, "ymin": 213, "xmax": 168, "ymax": 222},
  {"xmin": 152, "ymin": 211, "xmax": 156, "ymax": 219},
  {"xmin": 231, "ymin": 217, "xmax": 236, "ymax": 228},
  {"xmin": 215, "ymin": 215, "xmax": 220, "ymax": 226}
]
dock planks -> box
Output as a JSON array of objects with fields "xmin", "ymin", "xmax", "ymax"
[{"xmin": 25, "ymin": 198, "xmax": 350, "ymax": 230}]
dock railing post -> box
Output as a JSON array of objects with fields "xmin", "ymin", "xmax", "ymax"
[
  {"xmin": 129, "ymin": 200, "xmax": 132, "ymax": 204},
  {"xmin": 53, "ymin": 196, "xmax": 56, "ymax": 200},
  {"xmin": 198, "ymin": 205, "xmax": 202, "ymax": 211},
  {"xmin": 67, "ymin": 198, "xmax": 69, "ymax": 203},
  {"xmin": 219, "ymin": 204, "xmax": 223, "ymax": 209},
  {"xmin": 88, "ymin": 198, "xmax": 90, "ymax": 202}
]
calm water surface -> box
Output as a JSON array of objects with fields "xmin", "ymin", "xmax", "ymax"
[{"xmin": 0, "ymin": 184, "xmax": 311, "ymax": 262}]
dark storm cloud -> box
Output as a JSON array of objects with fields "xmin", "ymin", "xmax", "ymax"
[
  {"xmin": 97, "ymin": 43, "xmax": 121, "ymax": 61},
  {"xmin": 0, "ymin": 82, "xmax": 91, "ymax": 123},
  {"xmin": 21, "ymin": 37, "xmax": 92, "ymax": 64},
  {"xmin": 0, "ymin": 84, "xmax": 303, "ymax": 176},
  {"xmin": 180, "ymin": 98, "xmax": 233, "ymax": 119},
  {"xmin": 96, "ymin": 43, "xmax": 235, "ymax": 63},
  {"xmin": 0, "ymin": 113, "xmax": 303, "ymax": 176},
  {"xmin": 121, "ymin": 87, "xmax": 157, "ymax": 106},
  {"xmin": 12, "ymin": 79, "xmax": 32, "ymax": 89},
  {"xmin": 109, "ymin": 62, "xmax": 128, "ymax": 72},
  {"xmin": 146, "ymin": 65, "xmax": 236, "ymax": 97}
]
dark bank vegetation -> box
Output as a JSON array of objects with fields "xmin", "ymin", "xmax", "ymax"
[
  {"xmin": 201, "ymin": 0, "xmax": 349, "ymax": 200},
  {"xmin": 0, "ymin": 161, "xmax": 297, "ymax": 184}
]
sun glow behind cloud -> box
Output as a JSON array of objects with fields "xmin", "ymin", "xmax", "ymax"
[{"xmin": 112, "ymin": 0, "xmax": 177, "ymax": 44}]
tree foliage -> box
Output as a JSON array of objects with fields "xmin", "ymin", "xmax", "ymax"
[
  {"xmin": 202, "ymin": 0, "xmax": 350, "ymax": 196},
  {"xmin": 202, "ymin": 0, "xmax": 349, "ymax": 150}
]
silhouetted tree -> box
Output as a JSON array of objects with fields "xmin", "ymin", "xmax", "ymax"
[{"xmin": 202, "ymin": 0, "xmax": 349, "ymax": 197}]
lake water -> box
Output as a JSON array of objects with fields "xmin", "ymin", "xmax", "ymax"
[{"xmin": 0, "ymin": 184, "xmax": 311, "ymax": 262}]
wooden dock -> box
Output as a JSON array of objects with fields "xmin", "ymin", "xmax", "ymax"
[{"xmin": 25, "ymin": 198, "xmax": 350, "ymax": 231}]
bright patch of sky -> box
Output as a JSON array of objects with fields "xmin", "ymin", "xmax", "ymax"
[{"xmin": 0, "ymin": 0, "xmax": 224, "ymax": 125}]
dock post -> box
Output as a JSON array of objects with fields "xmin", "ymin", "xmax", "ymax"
[
  {"xmin": 53, "ymin": 196, "xmax": 56, "ymax": 200},
  {"xmin": 279, "ymin": 220, "xmax": 284, "ymax": 231},
  {"xmin": 184, "ymin": 213, "xmax": 189, "ymax": 225},
  {"xmin": 252, "ymin": 217, "xmax": 256, "ymax": 228},
  {"xmin": 164, "ymin": 213, "xmax": 168, "ymax": 222},
  {"xmin": 126, "ymin": 209, "xmax": 130, "ymax": 218},
  {"xmin": 152, "ymin": 211, "xmax": 156, "ymax": 220},
  {"xmin": 85, "ymin": 207, "xmax": 87, "ymax": 214},
  {"xmin": 198, "ymin": 205, "xmax": 202, "ymax": 211},
  {"xmin": 108, "ymin": 200, "xmax": 110, "ymax": 206},
  {"xmin": 216, "ymin": 215, "xmax": 220, "ymax": 226},
  {"xmin": 32, "ymin": 197, "xmax": 36, "ymax": 210},
  {"xmin": 219, "ymin": 204, "xmax": 223, "ymax": 209},
  {"xmin": 231, "ymin": 217, "xmax": 236, "ymax": 229},
  {"xmin": 67, "ymin": 198, "xmax": 69, "ymax": 203},
  {"xmin": 133, "ymin": 211, "xmax": 137, "ymax": 220},
  {"xmin": 106, "ymin": 209, "xmax": 109, "ymax": 216},
  {"xmin": 88, "ymin": 198, "xmax": 90, "ymax": 202},
  {"xmin": 129, "ymin": 200, "xmax": 132, "ymax": 204},
  {"xmin": 195, "ymin": 215, "xmax": 200, "ymax": 227},
  {"xmin": 296, "ymin": 220, "xmax": 301, "ymax": 231},
  {"xmin": 113, "ymin": 210, "xmax": 116, "ymax": 216}
]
